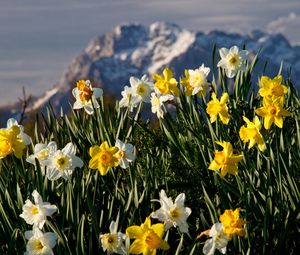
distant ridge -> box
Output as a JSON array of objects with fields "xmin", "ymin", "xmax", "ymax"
[{"xmin": 2, "ymin": 21, "xmax": 300, "ymax": 122}]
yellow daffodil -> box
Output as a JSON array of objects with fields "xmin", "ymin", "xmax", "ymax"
[
  {"xmin": 255, "ymin": 97, "xmax": 291, "ymax": 130},
  {"xmin": 206, "ymin": 93, "xmax": 230, "ymax": 124},
  {"xmin": 180, "ymin": 70, "xmax": 193, "ymax": 96},
  {"xmin": 89, "ymin": 141, "xmax": 119, "ymax": 175},
  {"xmin": 208, "ymin": 141, "xmax": 243, "ymax": 177},
  {"xmin": 126, "ymin": 217, "xmax": 169, "ymax": 255},
  {"xmin": 219, "ymin": 208, "xmax": 245, "ymax": 240},
  {"xmin": 239, "ymin": 116, "xmax": 266, "ymax": 151},
  {"xmin": 259, "ymin": 75, "xmax": 288, "ymax": 103},
  {"xmin": 152, "ymin": 67, "xmax": 179, "ymax": 96},
  {"xmin": 0, "ymin": 125, "xmax": 26, "ymax": 159}
]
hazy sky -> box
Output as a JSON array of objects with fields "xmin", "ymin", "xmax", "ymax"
[{"xmin": 1, "ymin": 0, "xmax": 300, "ymax": 105}]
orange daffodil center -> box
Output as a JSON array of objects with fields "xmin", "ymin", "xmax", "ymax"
[
  {"xmin": 152, "ymin": 67, "xmax": 179, "ymax": 97},
  {"xmin": 77, "ymin": 80, "xmax": 94, "ymax": 103},
  {"xmin": 209, "ymin": 141, "xmax": 243, "ymax": 177},
  {"xmin": 72, "ymin": 79, "xmax": 103, "ymax": 115},
  {"xmin": 206, "ymin": 92, "xmax": 230, "ymax": 125},
  {"xmin": 89, "ymin": 141, "xmax": 119, "ymax": 175}
]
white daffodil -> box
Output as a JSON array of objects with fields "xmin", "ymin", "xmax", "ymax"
[
  {"xmin": 26, "ymin": 142, "xmax": 57, "ymax": 175},
  {"xmin": 100, "ymin": 221, "xmax": 127, "ymax": 255},
  {"xmin": 72, "ymin": 80, "xmax": 103, "ymax": 115},
  {"xmin": 150, "ymin": 92, "xmax": 174, "ymax": 119},
  {"xmin": 188, "ymin": 64, "xmax": 210, "ymax": 96},
  {"xmin": 203, "ymin": 222, "xmax": 228, "ymax": 255},
  {"xmin": 6, "ymin": 118, "xmax": 31, "ymax": 145},
  {"xmin": 44, "ymin": 143, "xmax": 83, "ymax": 181},
  {"xmin": 20, "ymin": 190, "xmax": 57, "ymax": 229},
  {"xmin": 151, "ymin": 189, "xmax": 191, "ymax": 233},
  {"xmin": 114, "ymin": 139, "xmax": 135, "ymax": 169},
  {"xmin": 129, "ymin": 75, "xmax": 154, "ymax": 103},
  {"xmin": 24, "ymin": 228, "xmax": 57, "ymax": 255},
  {"xmin": 119, "ymin": 86, "xmax": 139, "ymax": 112},
  {"xmin": 217, "ymin": 46, "xmax": 249, "ymax": 78}
]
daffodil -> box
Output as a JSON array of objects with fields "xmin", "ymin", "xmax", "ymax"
[
  {"xmin": 6, "ymin": 118, "xmax": 31, "ymax": 145},
  {"xmin": 203, "ymin": 222, "xmax": 228, "ymax": 255},
  {"xmin": 239, "ymin": 116, "xmax": 266, "ymax": 151},
  {"xmin": 219, "ymin": 208, "xmax": 245, "ymax": 240},
  {"xmin": 259, "ymin": 75, "xmax": 288, "ymax": 103},
  {"xmin": 150, "ymin": 92, "xmax": 174, "ymax": 119},
  {"xmin": 0, "ymin": 125, "xmax": 25, "ymax": 159},
  {"xmin": 26, "ymin": 142, "xmax": 57, "ymax": 174},
  {"xmin": 188, "ymin": 64, "xmax": 210, "ymax": 96},
  {"xmin": 217, "ymin": 46, "xmax": 249, "ymax": 78},
  {"xmin": 100, "ymin": 221, "xmax": 127, "ymax": 255},
  {"xmin": 44, "ymin": 143, "xmax": 84, "ymax": 181},
  {"xmin": 151, "ymin": 190, "xmax": 191, "ymax": 233},
  {"xmin": 0, "ymin": 118, "xmax": 31, "ymax": 159},
  {"xmin": 72, "ymin": 80, "xmax": 103, "ymax": 115},
  {"xmin": 206, "ymin": 93, "xmax": 230, "ymax": 124},
  {"xmin": 152, "ymin": 67, "xmax": 180, "ymax": 96},
  {"xmin": 126, "ymin": 217, "xmax": 169, "ymax": 255},
  {"xmin": 24, "ymin": 228, "xmax": 57, "ymax": 255},
  {"xmin": 115, "ymin": 139, "xmax": 136, "ymax": 169},
  {"xmin": 130, "ymin": 75, "xmax": 154, "ymax": 103},
  {"xmin": 89, "ymin": 141, "xmax": 119, "ymax": 175},
  {"xmin": 20, "ymin": 190, "xmax": 57, "ymax": 229},
  {"xmin": 255, "ymin": 97, "xmax": 291, "ymax": 129},
  {"xmin": 180, "ymin": 70, "xmax": 193, "ymax": 96},
  {"xmin": 208, "ymin": 141, "xmax": 243, "ymax": 177},
  {"xmin": 119, "ymin": 86, "xmax": 139, "ymax": 112}
]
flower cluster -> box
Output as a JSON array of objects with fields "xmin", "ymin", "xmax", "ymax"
[
  {"xmin": 125, "ymin": 189, "xmax": 190, "ymax": 254},
  {"xmin": 89, "ymin": 140, "xmax": 136, "ymax": 175},
  {"xmin": 98, "ymin": 189, "xmax": 191, "ymax": 254},
  {"xmin": 20, "ymin": 190, "xmax": 58, "ymax": 255},
  {"xmin": 201, "ymin": 208, "xmax": 245, "ymax": 255},
  {"xmin": 27, "ymin": 142, "xmax": 84, "ymax": 181},
  {"xmin": 2, "ymin": 44, "xmax": 295, "ymax": 254},
  {"xmin": 255, "ymin": 75, "xmax": 291, "ymax": 129}
]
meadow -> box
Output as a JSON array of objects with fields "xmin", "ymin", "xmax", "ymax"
[{"xmin": 0, "ymin": 45, "xmax": 299, "ymax": 254}]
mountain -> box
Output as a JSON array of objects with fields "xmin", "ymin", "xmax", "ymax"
[{"xmin": 2, "ymin": 22, "xmax": 300, "ymax": 122}]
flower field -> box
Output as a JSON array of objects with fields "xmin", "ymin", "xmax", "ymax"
[{"xmin": 0, "ymin": 46, "xmax": 299, "ymax": 254}]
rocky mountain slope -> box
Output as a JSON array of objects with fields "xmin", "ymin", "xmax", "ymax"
[{"xmin": 3, "ymin": 22, "xmax": 300, "ymax": 122}]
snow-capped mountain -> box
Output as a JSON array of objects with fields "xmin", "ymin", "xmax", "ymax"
[{"xmin": 2, "ymin": 22, "xmax": 300, "ymax": 121}]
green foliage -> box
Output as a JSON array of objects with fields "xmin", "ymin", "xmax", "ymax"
[{"xmin": 0, "ymin": 51, "xmax": 299, "ymax": 254}]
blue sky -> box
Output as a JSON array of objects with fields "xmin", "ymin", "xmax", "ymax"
[{"xmin": 1, "ymin": 0, "xmax": 300, "ymax": 105}]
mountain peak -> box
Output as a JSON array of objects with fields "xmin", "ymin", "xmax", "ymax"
[{"xmin": 2, "ymin": 22, "xmax": 299, "ymax": 121}]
